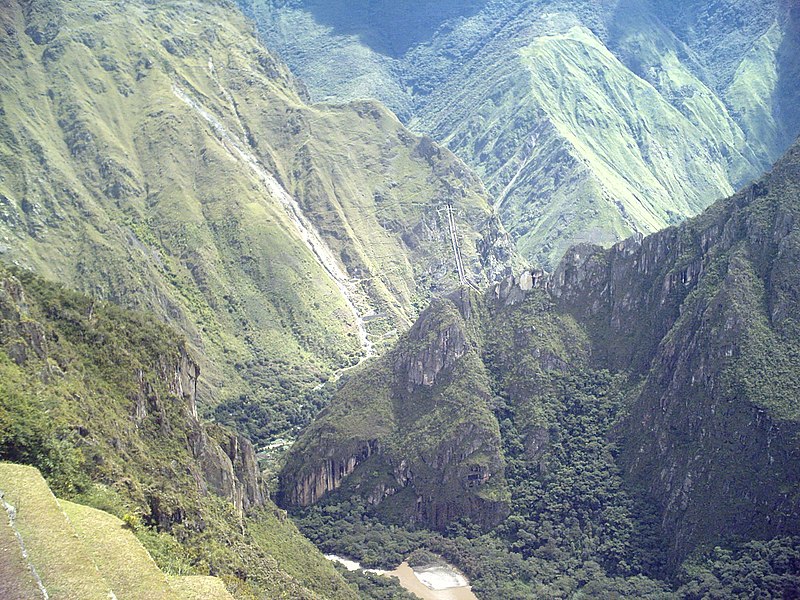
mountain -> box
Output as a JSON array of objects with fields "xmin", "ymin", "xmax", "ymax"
[
  {"xmin": 248, "ymin": 0, "xmax": 800, "ymax": 267},
  {"xmin": 0, "ymin": 0, "xmax": 516, "ymax": 445},
  {"xmin": 3, "ymin": 0, "xmax": 799, "ymax": 597},
  {"xmin": 0, "ymin": 262, "xmax": 362, "ymax": 599},
  {"xmin": 278, "ymin": 138, "xmax": 800, "ymax": 596}
]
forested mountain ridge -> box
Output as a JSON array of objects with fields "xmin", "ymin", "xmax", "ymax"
[
  {"xmin": 278, "ymin": 138, "xmax": 800, "ymax": 596},
  {"xmin": 252, "ymin": 0, "xmax": 800, "ymax": 267},
  {"xmin": 0, "ymin": 0, "xmax": 516, "ymax": 446}
]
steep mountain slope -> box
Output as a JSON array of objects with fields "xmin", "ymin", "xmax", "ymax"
[
  {"xmin": 0, "ymin": 0, "xmax": 514, "ymax": 444},
  {"xmin": 554, "ymin": 142, "xmax": 800, "ymax": 566},
  {"xmin": 0, "ymin": 263, "xmax": 357, "ymax": 599},
  {"xmin": 251, "ymin": 0, "xmax": 800, "ymax": 267},
  {"xmin": 279, "ymin": 139, "xmax": 800, "ymax": 595},
  {"xmin": 279, "ymin": 290, "xmax": 509, "ymax": 529}
]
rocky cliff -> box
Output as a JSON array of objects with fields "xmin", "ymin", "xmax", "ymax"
[
  {"xmin": 279, "ymin": 290, "xmax": 509, "ymax": 530},
  {"xmin": 497, "ymin": 140, "xmax": 800, "ymax": 565},
  {"xmin": 0, "ymin": 263, "xmax": 360, "ymax": 598},
  {"xmin": 0, "ymin": 265, "xmax": 267, "ymax": 523},
  {"xmin": 282, "ymin": 139, "xmax": 800, "ymax": 573}
]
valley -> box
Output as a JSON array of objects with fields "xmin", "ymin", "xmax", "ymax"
[
  {"xmin": 0, "ymin": 0, "xmax": 798, "ymax": 598},
  {"xmin": 284, "ymin": 138, "xmax": 800, "ymax": 598},
  {"xmin": 249, "ymin": 0, "xmax": 800, "ymax": 266},
  {"xmin": 0, "ymin": 0, "xmax": 516, "ymax": 447}
]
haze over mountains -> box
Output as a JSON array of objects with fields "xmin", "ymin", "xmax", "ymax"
[
  {"xmin": 0, "ymin": 0, "xmax": 799, "ymax": 599},
  {"xmin": 252, "ymin": 0, "xmax": 800, "ymax": 266}
]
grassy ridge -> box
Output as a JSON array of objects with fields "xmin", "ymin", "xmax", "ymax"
[
  {"xmin": 0, "ymin": 0, "xmax": 510, "ymax": 446},
  {"xmin": 253, "ymin": 0, "xmax": 798, "ymax": 268}
]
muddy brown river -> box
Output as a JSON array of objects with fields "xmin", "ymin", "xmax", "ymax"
[{"xmin": 325, "ymin": 555, "xmax": 478, "ymax": 600}]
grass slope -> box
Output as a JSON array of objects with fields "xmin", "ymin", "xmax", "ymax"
[
  {"xmin": 60, "ymin": 499, "xmax": 180, "ymax": 600},
  {"xmin": 0, "ymin": 463, "xmax": 113, "ymax": 600},
  {"xmin": 0, "ymin": 0, "xmax": 510, "ymax": 446},
  {"xmin": 253, "ymin": 0, "xmax": 799, "ymax": 268},
  {"xmin": 169, "ymin": 576, "xmax": 236, "ymax": 600}
]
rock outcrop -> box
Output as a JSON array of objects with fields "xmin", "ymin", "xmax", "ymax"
[
  {"xmin": 0, "ymin": 275, "xmax": 48, "ymax": 367},
  {"xmin": 394, "ymin": 298, "xmax": 469, "ymax": 389},
  {"xmin": 279, "ymin": 290, "xmax": 508, "ymax": 530},
  {"xmin": 282, "ymin": 440, "xmax": 380, "ymax": 507},
  {"xmin": 0, "ymin": 267, "xmax": 267, "ymax": 523},
  {"xmin": 190, "ymin": 426, "xmax": 266, "ymax": 515}
]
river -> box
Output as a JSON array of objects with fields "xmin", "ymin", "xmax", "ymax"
[{"xmin": 325, "ymin": 555, "xmax": 478, "ymax": 600}]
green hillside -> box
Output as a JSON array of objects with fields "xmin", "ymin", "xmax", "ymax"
[
  {"xmin": 251, "ymin": 0, "xmax": 800, "ymax": 268},
  {"xmin": 1, "ymin": 1, "xmax": 799, "ymax": 598},
  {"xmin": 0, "ymin": 0, "xmax": 514, "ymax": 446},
  {"xmin": 278, "ymin": 140, "xmax": 800, "ymax": 597},
  {"xmin": 0, "ymin": 262, "xmax": 360, "ymax": 598}
]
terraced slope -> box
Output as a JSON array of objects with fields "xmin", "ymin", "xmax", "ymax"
[
  {"xmin": 0, "ymin": 464, "xmax": 115, "ymax": 600},
  {"xmin": 0, "ymin": 464, "xmax": 237, "ymax": 600},
  {"xmin": 252, "ymin": 0, "xmax": 800, "ymax": 268},
  {"xmin": 168, "ymin": 576, "xmax": 236, "ymax": 600},
  {"xmin": 0, "ymin": 0, "xmax": 514, "ymax": 444},
  {"xmin": 60, "ymin": 499, "xmax": 182, "ymax": 600},
  {"xmin": 0, "ymin": 506, "xmax": 41, "ymax": 600}
]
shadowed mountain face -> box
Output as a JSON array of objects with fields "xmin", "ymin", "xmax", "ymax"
[
  {"xmin": 276, "ymin": 0, "xmax": 488, "ymax": 57},
  {"xmin": 249, "ymin": 0, "xmax": 800, "ymax": 268}
]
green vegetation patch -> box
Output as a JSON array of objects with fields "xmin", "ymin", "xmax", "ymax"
[{"xmin": 0, "ymin": 463, "xmax": 113, "ymax": 600}]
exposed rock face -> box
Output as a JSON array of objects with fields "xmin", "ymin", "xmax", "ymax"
[
  {"xmin": 0, "ymin": 268, "xmax": 266, "ymax": 520},
  {"xmin": 477, "ymin": 214, "xmax": 519, "ymax": 281},
  {"xmin": 282, "ymin": 440, "xmax": 380, "ymax": 507},
  {"xmin": 493, "ymin": 268, "xmax": 547, "ymax": 306},
  {"xmin": 144, "ymin": 348, "xmax": 267, "ymax": 517},
  {"xmin": 189, "ymin": 425, "xmax": 266, "ymax": 515},
  {"xmin": 279, "ymin": 291, "xmax": 508, "ymax": 530},
  {"xmin": 395, "ymin": 299, "xmax": 469, "ymax": 389},
  {"xmin": 0, "ymin": 275, "xmax": 48, "ymax": 366}
]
